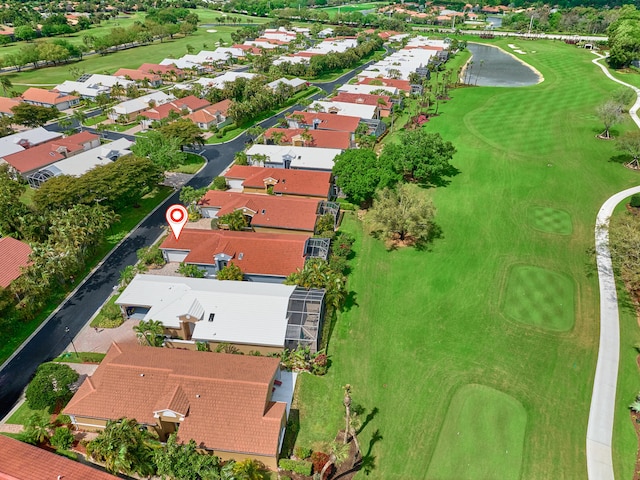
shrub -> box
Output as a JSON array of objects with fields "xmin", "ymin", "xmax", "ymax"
[
  {"xmin": 92, "ymin": 302, "xmax": 124, "ymax": 328},
  {"xmin": 210, "ymin": 218, "xmax": 219, "ymax": 229},
  {"xmin": 328, "ymin": 254, "xmax": 347, "ymax": 275},
  {"xmin": 55, "ymin": 414, "xmax": 72, "ymax": 426},
  {"xmin": 310, "ymin": 451, "xmax": 332, "ymax": 475},
  {"xmin": 50, "ymin": 427, "xmax": 74, "ymax": 450},
  {"xmin": 278, "ymin": 459, "xmax": 312, "ymax": 475},
  {"xmin": 631, "ymin": 194, "xmax": 640, "ymax": 208},
  {"xmin": 311, "ymin": 352, "xmax": 328, "ymax": 375},
  {"xmin": 332, "ymin": 232, "xmax": 354, "ymax": 258},
  {"xmin": 294, "ymin": 446, "xmax": 312, "ymax": 460},
  {"xmin": 137, "ymin": 245, "xmax": 165, "ymax": 266},
  {"xmin": 26, "ymin": 363, "xmax": 79, "ymax": 410},
  {"xmin": 177, "ymin": 263, "xmax": 206, "ymax": 278},
  {"xmin": 212, "ymin": 176, "xmax": 228, "ymax": 190},
  {"xmin": 315, "ymin": 213, "xmax": 335, "ymax": 235}
]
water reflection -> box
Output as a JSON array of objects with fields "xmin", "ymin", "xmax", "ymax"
[{"xmin": 464, "ymin": 43, "xmax": 541, "ymax": 87}]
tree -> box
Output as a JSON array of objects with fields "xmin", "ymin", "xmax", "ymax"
[
  {"xmin": 616, "ymin": 131, "xmax": 640, "ymax": 168},
  {"xmin": 87, "ymin": 418, "xmax": 158, "ymax": 477},
  {"xmin": 180, "ymin": 185, "xmax": 207, "ymax": 214},
  {"xmin": 217, "ymin": 262, "xmax": 244, "ymax": 281},
  {"xmin": 177, "ymin": 263, "xmax": 206, "ymax": 278},
  {"xmin": 380, "ymin": 131, "xmax": 457, "ymax": 186},
  {"xmin": 319, "ymin": 442, "xmax": 350, "ymax": 480},
  {"xmin": 131, "ymin": 132, "xmax": 187, "ymax": 171},
  {"xmin": 367, "ymin": 184, "xmax": 436, "ymax": 246},
  {"xmin": 0, "ymin": 76, "xmax": 12, "ymax": 96},
  {"xmin": 25, "ymin": 363, "xmax": 79, "ymax": 410},
  {"xmin": 14, "ymin": 25, "xmax": 37, "ymax": 42},
  {"xmin": 21, "ymin": 413, "xmax": 52, "ymax": 445},
  {"xmin": 219, "ymin": 210, "xmax": 249, "ymax": 231},
  {"xmin": 50, "ymin": 426, "xmax": 75, "ymax": 449},
  {"xmin": 72, "ymin": 109, "xmax": 87, "ymax": 131},
  {"xmin": 285, "ymin": 258, "xmax": 347, "ymax": 310},
  {"xmin": 608, "ymin": 211, "xmax": 640, "ymax": 295},
  {"xmin": 155, "ymin": 432, "xmax": 222, "ymax": 480},
  {"xmin": 232, "ymin": 459, "xmax": 270, "ymax": 480},
  {"xmin": 596, "ymin": 100, "xmax": 624, "ymax": 139},
  {"xmin": 333, "ymin": 149, "xmax": 399, "ymax": 206},
  {"xmin": 133, "ymin": 319, "xmax": 165, "ymax": 347},
  {"xmin": 10, "ymin": 103, "xmax": 59, "ymax": 128},
  {"xmin": 246, "ymin": 125, "xmax": 265, "ymax": 142},
  {"xmin": 160, "ymin": 119, "xmax": 205, "ymax": 151}
]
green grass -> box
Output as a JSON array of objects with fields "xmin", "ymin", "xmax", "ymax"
[
  {"xmin": 52, "ymin": 351, "xmax": 106, "ymax": 363},
  {"xmin": 426, "ymin": 384, "xmax": 527, "ymax": 480},
  {"xmin": 528, "ymin": 206, "xmax": 573, "ymax": 235},
  {"xmin": 0, "ymin": 186, "xmax": 173, "ymax": 365},
  {"xmin": 19, "ymin": 187, "xmax": 35, "ymax": 206},
  {"xmin": 84, "ymin": 114, "xmax": 107, "ymax": 126},
  {"xmin": 105, "ymin": 122, "xmax": 136, "ymax": 132},
  {"xmin": 502, "ymin": 265, "xmax": 575, "ymax": 331},
  {"xmin": 171, "ymin": 152, "xmax": 205, "ymax": 174},
  {"xmin": 5, "ymin": 402, "xmax": 49, "ymax": 426},
  {"xmin": 294, "ymin": 40, "xmax": 640, "ymax": 479},
  {"xmin": 319, "ymin": 2, "xmax": 386, "ymax": 17}
]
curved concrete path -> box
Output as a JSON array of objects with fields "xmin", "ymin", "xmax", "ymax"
[{"xmin": 587, "ymin": 53, "xmax": 640, "ymax": 480}]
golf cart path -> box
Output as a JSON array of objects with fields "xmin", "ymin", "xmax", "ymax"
[{"xmin": 587, "ymin": 53, "xmax": 640, "ymax": 480}]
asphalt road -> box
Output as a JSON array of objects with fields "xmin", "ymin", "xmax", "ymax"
[{"xmin": 0, "ymin": 56, "xmax": 381, "ymax": 417}]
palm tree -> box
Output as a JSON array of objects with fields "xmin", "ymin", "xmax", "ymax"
[
  {"xmin": 232, "ymin": 459, "xmax": 269, "ymax": 479},
  {"xmin": 0, "ymin": 76, "xmax": 13, "ymax": 97},
  {"xmin": 270, "ymin": 130, "xmax": 286, "ymax": 145},
  {"xmin": 343, "ymin": 384, "xmax": 352, "ymax": 444},
  {"xmin": 87, "ymin": 418, "xmax": 158, "ymax": 477},
  {"xmin": 133, "ymin": 319, "xmax": 165, "ymax": 347},
  {"xmin": 72, "ymin": 110, "xmax": 86, "ymax": 131},
  {"xmin": 23, "ymin": 413, "xmax": 52, "ymax": 445},
  {"xmin": 319, "ymin": 442, "xmax": 350, "ymax": 479}
]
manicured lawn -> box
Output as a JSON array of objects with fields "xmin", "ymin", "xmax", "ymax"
[
  {"xmin": 84, "ymin": 114, "xmax": 107, "ymax": 126},
  {"xmin": 294, "ymin": 40, "xmax": 640, "ymax": 479},
  {"xmin": 319, "ymin": 2, "xmax": 386, "ymax": 17},
  {"xmin": 5, "ymin": 402, "xmax": 49, "ymax": 426},
  {"xmin": 426, "ymin": 384, "xmax": 527, "ymax": 480},
  {"xmin": 171, "ymin": 152, "xmax": 205, "ymax": 174},
  {"xmin": 52, "ymin": 351, "xmax": 106, "ymax": 363}
]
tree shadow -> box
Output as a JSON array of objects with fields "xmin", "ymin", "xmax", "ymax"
[
  {"xmin": 342, "ymin": 290, "xmax": 359, "ymax": 313},
  {"xmin": 414, "ymin": 221, "xmax": 443, "ymax": 251},
  {"xmin": 355, "ymin": 406, "xmax": 379, "ymax": 435},
  {"xmin": 427, "ymin": 164, "xmax": 462, "ymax": 188},
  {"xmin": 354, "ymin": 429, "xmax": 383, "ymax": 476},
  {"xmin": 610, "ymin": 153, "xmax": 631, "ymax": 165}
]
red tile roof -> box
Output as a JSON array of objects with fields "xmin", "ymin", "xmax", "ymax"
[
  {"xmin": 65, "ymin": 343, "xmax": 286, "ymax": 458},
  {"xmin": 139, "ymin": 63, "xmax": 186, "ymax": 76},
  {"xmin": 264, "ymin": 127, "xmax": 351, "ymax": 150},
  {"xmin": 141, "ymin": 97, "xmax": 209, "ymax": 121},
  {"xmin": 114, "ymin": 68, "xmax": 161, "ymax": 83},
  {"xmin": 331, "ymin": 92, "xmax": 392, "ymax": 109},
  {"xmin": 224, "ymin": 165, "xmax": 332, "ymax": 197},
  {"xmin": 199, "ymin": 191, "xmax": 319, "ymax": 232},
  {"xmin": 0, "ymin": 236, "xmax": 32, "ymax": 288},
  {"xmin": 0, "ymin": 95, "xmax": 22, "ymax": 115},
  {"xmin": 3, "ymin": 131, "xmax": 98, "ymax": 174},
  {"xmin": 21, "ymin": 87, "xmax": 79, "ymax": 106},
  {"xmin": 172, "ymin": 95, "xmax": 210, "ymax": 112},
  {"xmin": 288, "ymin": 111, "xmax": 360, "ymax": 133},
  {"xmin": 187, "ymin": 99, "xmax": 232, "ymax": 124},
  {"xmin": 359, "ymin": 77, "xmax": 412, "ymax": 91},
  {"xmin": 161, "ymin": 229, "xmax": 309, "ymax": 276},
  {"xmin": 0, "ymin": 435, "xmax": 119, "ymax": 480}
]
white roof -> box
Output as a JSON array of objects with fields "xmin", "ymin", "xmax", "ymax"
[
  {"xmin": 116, "ymin": 274, "xmax": 296, "ymax": 347},
  {"xmin": 113, "ymin": 91, "xmax": 174, "ymax": 115},
  {"xmin": 42, "ymin": 138, "xmax": 133, "ymax": 177},
  {"xmin": 273, "ymin": 56, "xmax": 309, "ymax": 66},
  {"xmin": 160, "ymin": 58, "xmax": 203, "ymax": 70},
  {"xmin": 246, "ymin": 144, "xmax": 342, "ymax": 171},
  {"xmin": 83, "ymin": 74, "xmax": 135, "ymax": 88},
  {"xmin": 205, "ymin": 71, "xmax": 256, "ymax": 89},
  {"xmin": 266, "ymin": 77, "xmax": 306, "ymax": 90},
  {"xmin": 302, "ymin": 38, "xmax": 358, "ymax": 55},
  {"xmin": 338, "ymin": 84, "xmax": 399, "ymax": 95},
  {"xmin": 310, "ymin": 101, "xmax": 377, "ymax": 119},
  {"xmin": 244, "ymin": 39, "xmax": 280, "ymax": 49},
  {"xmin": 0, "ymin": 127, "xmax": 62, "ymax": 158}
]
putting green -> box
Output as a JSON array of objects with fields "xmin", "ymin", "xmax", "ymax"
[
  {"xmin": 529, "ymin": 206, "xmax": 573, "ymax": 235},
  {"xmin": 502, "ymin": 265, "xmax": 575, "ymax": 331},
  {"xmin": 426, "ymin": 384, "xmax": 527, "ymax": 480}
]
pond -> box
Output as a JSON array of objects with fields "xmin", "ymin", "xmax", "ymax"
[{"xmin": 463, "ymin": 43, "xmax": 542, "ymax": 87}]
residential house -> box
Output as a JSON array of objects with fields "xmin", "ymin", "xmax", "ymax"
[
  {"xmin": 245, "ymin": 144, "xmax": 343, "ymax": 171},
  {"xmin": 199, "ymin": 71, "xmax": 256, "ymax": 90},
  {"xmin": 223, "ymin": 165, "xmax": 334, "ymax": 199},
  {"xmin": 0, "ymin": 435, "xmax": 119, "ymax": 480},
  {"xmin": 139, "ymin": 96, "xmax": 211, "ymax": 129},
  {"xmin": 159, "ymin": 58, "xmax": 205, "ymax": 73},
  {"xmin": 55, "ymin": 74, "xmax": 135, "ymax": 100},
  {"xmin": 309, "ymin": 100, "xmax": 379, "ymax": 120},
  {"xmin": 0, "ymin": 96, "xmax": 22, "ymax": 116},
  {"xmin": 27, "ymin": 138, "xmax": 133, "ymax": 188},
  {"xmin": 286, "ymin": 111, "xmax": 360, "ymax": 138},
  {"xmin": 160, "ymin": 229, "xmax": 329, "ymax": 282},
  {"xmin": 337, "ymin": 83, "xmax": 399, "ymax": 96},
  {"xmin": 187, "ymin": 99, "xmax": 232, "ymax": 130},
  {"xmin": 108, "ymin": 91, "xmax": 175, "ymax": 122},
  {"xmin": 139, "ymin": 63, "xmax": 187, "ymax": 81},
  {"xmin": 331, "ymin": 92, "xmax": 394, "ymax": 117},
  {"xmin": 64, "ymin": 342, "xmax": 294, "ymax": 469},
  {"xmin": 115, "ymin": 276, "xmax": 325, "ymax": 354},
  {"xmin": 21, "ymin": 87, "xmax": 79, "ymax": 111},
  {"xmin": 1, "ymin": 131, "xmax": 100, "ymax": 178},
  {"xmin": 0, "ymin": 236, "xmax": 32, "ymax": 288},
  {"xmin": 198, "ymin": 190, "xmax": 338, "ymax": 235},
  {"xmin": 114, "ymin": 68, "xmax": 162, "ymax": 87},
  {"xmin": 359, "ymin": 77, "xmax": 414, "ymax": 94},
  {"xmin": 263, "ymin": 127, "xmax": 353, "ymax": 150},
  {"xmin": 266, "ymin": 77, "xmax": 307, "ymax": 93},
  {"xmin": 0, "ymin": 127, "xmax": 62, "ymax": 158}
]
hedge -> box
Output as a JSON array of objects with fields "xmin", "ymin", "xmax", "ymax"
[{"xmin": 278, "ymin": 458, "xmax": 313, "ymax": 475}]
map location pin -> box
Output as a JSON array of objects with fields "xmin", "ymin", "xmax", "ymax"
[{"xmin": 166, "ymin": 204, "xmax": 188, "ymax": 240}]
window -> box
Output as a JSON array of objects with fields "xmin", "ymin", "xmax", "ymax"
[{"xmin": 208, "ymin": 313, "xmax": 215, "ymax": 322}]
